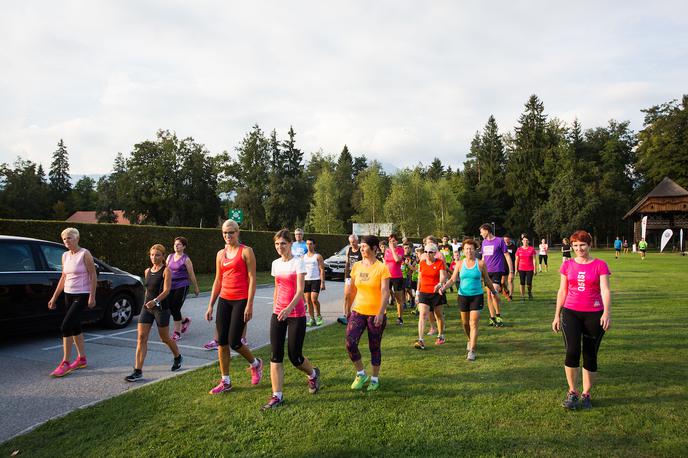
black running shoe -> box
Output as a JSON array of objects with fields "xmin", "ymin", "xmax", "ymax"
[
  {"xmin": 125, "ymin": 369, "xmax": 142, "ymax": 382},
  {"xmin": 396, "ymin": 317, "xmax": 403, "ymax": 326},
  {"xmin": 489, "ymin": 317, "xmax": 497, "ymax": 327},
  {"xmin": 171, "ymin": 355, "xmax": 183, "ymax": 371},
  {"xmin": 561, "ymin": 391, "xmax": 579, "ymax": 410}
]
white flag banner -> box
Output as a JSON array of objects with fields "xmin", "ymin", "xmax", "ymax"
[
  {"xmin": 681, "ymin": 229, "xmax": 684, "ymax": 252},
  {"xmin": 660, "ymin": 229, "xmax": 673, "ymax": 253},
  {"xmin": 641, "ymin": 216, "xmax": 648, "ymax": 240}
]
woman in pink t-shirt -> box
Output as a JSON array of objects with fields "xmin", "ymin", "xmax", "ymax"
[
  {"xmin": 47, "ymin": 227, "xmax": 97, "ymax": 378},
  {"xmin": 514, "ymin": 235, "xmax": 537, "ymax": 301},
  {"xmin": 552, "ymin": 230, "xmax": 611, "ymax": 410},
  {"xmin": 262, "ymin": 229, "xmax": 321, "ymax": 410}
]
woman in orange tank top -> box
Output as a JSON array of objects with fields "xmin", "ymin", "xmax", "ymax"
[
  {"xmin": 204, "ymin": 220, "xmax": 263, "ymax": 394},
  {"xmin": 414, "ymin": 243, "xmax": 448, "ymax": 350}
]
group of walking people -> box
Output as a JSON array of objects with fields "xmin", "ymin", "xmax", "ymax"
[{"xmin": 47, "ymin": 220, "xmax": 611, "ymax": 411}]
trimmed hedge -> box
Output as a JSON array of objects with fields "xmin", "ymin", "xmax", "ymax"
[{"xmin": 0, "ymin": 219, "xmax": 349, "ymax": 275}]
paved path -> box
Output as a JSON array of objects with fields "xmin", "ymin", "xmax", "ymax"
[{"xmin": 0, "ymin": 281, "xmax": 345, "ymax": 443}]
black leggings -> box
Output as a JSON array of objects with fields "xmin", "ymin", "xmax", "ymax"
[
  {"xmin": 215, "ymin": 298, "xmax": 247, "ymax": 350},
  {"xmin": 561, "ymin": 308, "xmax": 605, "ymax": 372},
  {"xmin": 62, "ymin": 293, "xmax": 88, "ymax": 337},
  {"xmin": 269, "ymin": 314, "xmax": 306, "ymax": 367},
  {"xmin": 519, "ymin": 270, "xmax": 534, "ymax": 286},
  {"xmin": 168, "ymin": 286, "xmax": 189, "ymax": 321}
]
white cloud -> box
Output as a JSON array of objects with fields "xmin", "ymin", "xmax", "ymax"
[{"xmin": 1, "ymin": 1, "xmax": 686, "ymax": 173}]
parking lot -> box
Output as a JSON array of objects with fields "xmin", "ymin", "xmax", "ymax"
[{"xmin": 0, "ymin": 281, "xmax": 344, "ymax": 443}]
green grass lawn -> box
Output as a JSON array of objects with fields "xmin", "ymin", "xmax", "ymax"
[
  {"xmin": 4, "ymin": 251, "xmax": 687, "ymax": 457},
  {"xmin": 195, "ymin": 271, "xmax": 274, "ymax": 292}
]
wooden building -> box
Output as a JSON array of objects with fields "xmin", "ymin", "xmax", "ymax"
[{"xmin": 624, "ymin": 177, "xmax": 688, "ymax": 248}]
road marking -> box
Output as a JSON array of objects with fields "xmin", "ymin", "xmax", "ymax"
[{"xmin": 41, "ymin": 329, "xmax": 138, "ymax": 350}]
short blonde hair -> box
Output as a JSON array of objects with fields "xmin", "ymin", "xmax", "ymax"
[
  {"xmin": 61, "ymin": 227, "xmax": 79, "ymax": 239},
  {"xmin": 222, "ymin": 219, "xmax": 239, "ymax": 231}
]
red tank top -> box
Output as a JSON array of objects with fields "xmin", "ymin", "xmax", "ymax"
[{"xmin": 220, "ymin": 245, "xmax": 249, "ymax": 300}]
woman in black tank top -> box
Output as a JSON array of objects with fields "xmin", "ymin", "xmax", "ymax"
[{"xmin": 125, "ymin": 244, "xmax": 182, "ymax": 382}]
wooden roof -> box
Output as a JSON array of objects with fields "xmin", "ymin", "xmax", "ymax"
[
  {"xmin": 624, "ymin": 177, "xmax": 688, "ymax": 219},
  {"xmin": 66, "ymin": 210, "xmax": 133, "ymax": 225}
]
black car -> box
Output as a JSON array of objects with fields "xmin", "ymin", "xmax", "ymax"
[{"xmin": 0, "ymin": 235, "xmax": 144, "ymax": 334}]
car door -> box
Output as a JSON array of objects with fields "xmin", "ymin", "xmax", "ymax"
[{"xmin": 0, "ymin": 240, "xmax": 56, "ymax": 332}]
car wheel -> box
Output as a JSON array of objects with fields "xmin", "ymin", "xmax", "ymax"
[{"xmin": 103, "ymin": 293, "xmax": 134, "ymax": 329}]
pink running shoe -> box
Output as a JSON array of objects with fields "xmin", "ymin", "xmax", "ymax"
[
  {"xmin": 241, "ymin": 337, "xmax": 248, "ymax": 347},
  {"xmin": 435, "ymin": 336, "xmax": 446, "ymax": 345},
  {"xmin": 208, "ymin": 379, "xmax": 232, "ymax": 395},
  {"xmin": 68, "ymin": 356, "xmax": 87, "ymax": 371},
  {"xmin": 248, "ymin": 358, "xmax": 263, "ymax": 385},
  {"xmin": 203, "ymin": 339, "xmax": 218, "ymax": 351},
  {"xmin": 51, "ymin": 360, "xmax": 72, "ymax": 377},
  {"xmin": 172, "ymin": 331, "xmax": 181, "ymax": 341},
  {"xmin": 181, "ymin": 317, "xmax": 191, "ymax": 333}
]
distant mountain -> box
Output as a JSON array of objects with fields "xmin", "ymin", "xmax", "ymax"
[{"xmin": 379, "ymin": 162, "xmax": 399, "ymax": 175}]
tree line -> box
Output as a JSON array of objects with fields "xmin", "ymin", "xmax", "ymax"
[{"xmin": 1, "ymin": 94, "xmax": 686, "ymax": 242}]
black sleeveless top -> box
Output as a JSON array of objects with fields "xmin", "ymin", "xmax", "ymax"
[
  {"xmin": 345, "ymin": 246, "xmax": 363, "ymax": 278},
  {"xmin": 145, "ymin": 267, "xmax": 167, "ymax": 307}
]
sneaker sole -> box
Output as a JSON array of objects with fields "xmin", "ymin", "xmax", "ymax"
[{"xmin": 209, "ymin": 387, "xmax": 232, "ymax": 395}]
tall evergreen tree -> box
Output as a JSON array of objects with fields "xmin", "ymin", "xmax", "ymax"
[
  {"xmin": 505, "ymin": 95, "xmax": 549, "ymax": 235},
  {"xmin": 264, "ymin": 127, "xmax": 308, "ymax": 229},
  {"xmin": 426, "ymin": 158, "xmax": 444, "ymax": 180},
  {"xmin": 71, "ymin": 176, "xmax": 97, "ymax": 211},
  {"xmin": 234, "ymin": 124, "xmax": 270, "ymax": 230},
  {"xmin": 334, "ymin": 145, "xmax": 355, "ymax": 231},
  {"xmin": 307, "ymin": 169, "xmax": 344, "ymax": 234},
  {"xmin": 49, "ymin": 139, "xmax": 72, "ymax": 210},
  {"xmin": 352, "ymin": 156, "xmax": 368, "ymax": 179},
  {"xmin": 0, "ymin": 159, "xmax": 52, "ymax": 219}
]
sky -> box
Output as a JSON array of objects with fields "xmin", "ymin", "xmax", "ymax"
[{"xmin": 1, "ymin": 1, "xmax": 686, "ymax": 174}]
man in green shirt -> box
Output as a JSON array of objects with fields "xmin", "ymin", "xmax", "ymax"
[{"xmin": 638, "ymin": 239, "xmax": 648, "ymax": 260}]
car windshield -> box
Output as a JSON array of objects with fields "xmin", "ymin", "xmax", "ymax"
[{"xmin": 337, "ymin": 246, "xmax": 348, "ymax": 256}]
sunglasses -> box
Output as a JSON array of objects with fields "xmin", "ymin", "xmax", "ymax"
[{"xmin": 425, "ymin": 250, "xmax": 436, "ymax": 254}]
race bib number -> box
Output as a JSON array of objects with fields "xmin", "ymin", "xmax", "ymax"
[{"xmin": 483, "ymin": 246, "xmax": 494, "ymax": 256}]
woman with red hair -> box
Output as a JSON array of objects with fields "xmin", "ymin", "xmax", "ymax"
[{"xmin": 552, "ymin": 231, "xmax": 611, "ymax": 410}]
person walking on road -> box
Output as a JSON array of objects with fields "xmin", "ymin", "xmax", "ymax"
[
  {"xmin": 346, "ymin": 235, "xmax": 390, "ymax": 392},
  {"xmin": 125, "ymin": 244, "xmax": 183, "ymax": 381},
  {"xmin": 515, "ymin": 235, "xmax": 537, "ymax": 301},
  {"xmin": 47, "ymin": 228, "xmax": 97, "ymax": 377},
  {"xmin": 384, "ymin": 234, "xmax": 406, "ymax": 326},
  {"xmin": 479, "ymin": 224, "xmax": 513, "ymax": 327},
  {"xmin": 339, "ymin": 234, "xmax": 362, "ymax": 325},
  {"xmin": 441, "ymin": 238, "xmax": 499, "ymax": 361},
  {"xmin": 552, "ymin": 230, "xmax": 611, "ymax": 410},
  {"xmin": 262, "ymin": 229, "xmax": 321, "ymax": 410},
  {"xmin": 414, "ymin": 242, "xmax": 448, "ymax": 349},
  {"xmin": 167, "ymin": 236, "xmax": 200, "ymax": 342},
  {"xmin": 204, "ymin": 220, "xmax": 263, "ymax": 394},
  {"xmin": 304, "ymin": 238, "xmax": 326, "ymax": 327}
]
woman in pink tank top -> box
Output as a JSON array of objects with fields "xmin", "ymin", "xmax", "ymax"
[
  {"xmin": 204, "ymin": 219, "xmax": 263, "ymax": 395},
  {"xmin": 47, "ymin": 227, "xmax": 97, "ymax": 378}
]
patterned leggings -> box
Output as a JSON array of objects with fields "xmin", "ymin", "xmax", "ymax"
[{"xmin": 345, "ymin": 311, "xmax": 387, "ymax": 366}]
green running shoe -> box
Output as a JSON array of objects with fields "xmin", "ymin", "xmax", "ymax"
[
  {"xmin": 495, "ymin": 317, "xmax": 504, "ymax": 327},
  {"xmin": 315, "ymin": 316, "xmax": 324, "ymax": 326},
  {"xmin": 350, "ymin": 374, "xmax": 370, "ymax": 390},
  {"xmin": 367, "ymin": 380, "xmax": 380, "ymax": 392}
]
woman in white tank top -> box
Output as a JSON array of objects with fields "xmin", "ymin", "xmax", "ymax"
[{"xmin": 303, "ymin": 238, "xmax": 326, "ymax": 327}]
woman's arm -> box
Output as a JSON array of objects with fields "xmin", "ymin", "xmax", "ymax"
[
  {"xmin": 244, "ymin": 247, "xmax": 257, "ymax": 322},
  {"xmin": 441, "ymin": 261, "xmax": 461, "ymax": 291},
  {"xmin": 84, "ymin": 251, "xmax": 98, "ymax": 308},
  {"xmin": 205, "ymin": 251, "xmax": 223, "ymax": 321},
  {"xmin": 376, "ymin": 278, "xmax": 390, "ymax": 326},
  {"xmin": 48, "ymin": 272, "xmax": 67, "ymax": 309},
  {"xmin": 157, "ymin": 267, "xmax": 172, "ymax": 302},
  {"xmin": 515, "ymin": 255, "xmax": 520, "ymax": 274},
  {"xmin": 599, "ymin": 274, "xmax": 611, "ymax": 331},
  {"xmin": 317, "ymin": 254, "xmax": 326, "ymax": 291},
  {"xmin": 184, "ymin": 257, "xmax": 201, "ymax": 296},
  {"xmin": 552, "ymin": 274, "xmax": 568, "ymax": 332}
]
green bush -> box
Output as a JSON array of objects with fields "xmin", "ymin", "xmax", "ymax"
[{"xmin": 0, "ymin": 219, "xmax": 348, "ymax": 275}]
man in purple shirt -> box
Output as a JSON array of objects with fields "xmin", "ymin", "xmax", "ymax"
[{"xmin": 479, "ymin": 224, "xmax": 514, "ymax": 327}]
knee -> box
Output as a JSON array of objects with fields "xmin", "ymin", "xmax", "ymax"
[
  {"xmin": 137, "ymin": 333, "xmax": 148, "ymax": 345},
  {"xmin": 229, "ymin": 339, "xmax": 243, "ymax": 351},
  {"xmin": 288, "ymin": 352, "xmax": 303, "ymax": 367}
]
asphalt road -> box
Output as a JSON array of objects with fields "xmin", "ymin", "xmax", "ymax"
[{"xmin": 0, "ymin": 281, "xmax": 345, "ymax": 444}]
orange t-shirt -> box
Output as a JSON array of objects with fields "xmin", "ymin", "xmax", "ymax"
[{"xmin": 418, "ymin": 259, "xmax": 445, "ymax": 294}]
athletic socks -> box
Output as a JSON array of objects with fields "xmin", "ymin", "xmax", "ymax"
[
  {"xmin": 250, "ymin": 359, "xmax": 260, "ymax": 368},
  {"xmin": 371, "ymin": 376, "xmax": 379, "ymax": 383},
  {"xmin": 496, "ymin": 314, "xmax": 501, "ymax": 318},
  {"xmin": 273, "ymin": 391, "xmax": 283, "ymax": 400},
  {"xmin": 357, "ymin": 370, "xmax": 365, "ymax": 377},
  {"xmin": 222, "ymin": 375, "xmax": 230, "ymax": 383},
  {"xmin": 309, "ymin": 369, "xmax": 317, "ymax": 379}
]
